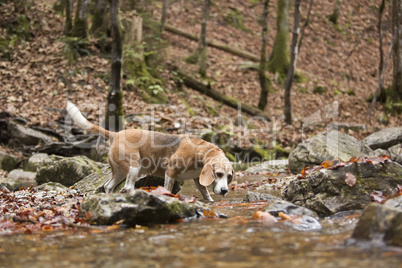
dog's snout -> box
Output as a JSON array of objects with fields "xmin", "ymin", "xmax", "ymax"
[{"xmin": 221, "ymin": 188, "xmax": 228, "ymax": 195}]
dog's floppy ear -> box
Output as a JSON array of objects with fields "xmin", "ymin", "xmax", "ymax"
[{"xmin": 199, "ymin": 164, "xmax": 214, "ymax": 186}]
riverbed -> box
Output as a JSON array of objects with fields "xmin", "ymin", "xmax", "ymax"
[{"xmin": 0, "ymin": 174, "xmax": 401, "ymax": 268}]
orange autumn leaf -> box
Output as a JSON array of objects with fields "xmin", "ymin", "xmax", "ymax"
[
  {"xmin": 278, "ymin": 211, "xmax": 293, "ymax": 221},
  {"xmin": 253, "ymin": 211, "xmax": 278, "ymax": 224},
  {"xmin": 203, "ymin": 209, "xmax": 218, "ymax": 218},
  {"xmin": 320, "ymin": 160, "xmax": 334, "ymax": 168}
]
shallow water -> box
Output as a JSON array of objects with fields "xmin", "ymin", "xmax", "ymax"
[{"xmin": 1, "ymin": 175, "xmax": 401, "ymax": 268}]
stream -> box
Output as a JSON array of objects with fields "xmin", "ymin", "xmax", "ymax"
[{"xmin": 0, "ymin": 174, "xmax": 401, "ymax": 268}]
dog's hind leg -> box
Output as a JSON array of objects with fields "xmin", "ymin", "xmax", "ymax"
[
  {"xmin": 104, "ymin": 164, "xmax": 127, "ymax": 193},
  {"xmin": 193, "ymin": 178, "xmax": 214, "ymax": 202}
]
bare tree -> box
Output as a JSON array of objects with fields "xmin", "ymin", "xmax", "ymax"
[
  {"xmin": 257, "ymin": 0, "xmax": 271, "ymax": 111},
  {"xmin": 284, "ymin": 0, "xmax": 301, "ymax": 124},
  {"xmin": 392, "ymin": 0, "xmax": 402, "ymax": 100},
  {"xmin": 91, "ymin": 0, "xmax": 108, "ymax": 35},
  {"xmin": 160, "ymin": 0, "xmax": 169, "ymax": 34},
  {"xmin": 198, "ymin": 0, "xmax": 210, "ymax": 77},
  {"xmin": 64, "ymin": 0, "xmax": 74, "ymax": 35},
  {"xmin": 105, "ymin": 0, "xmax": 124, "ymax": 132}
]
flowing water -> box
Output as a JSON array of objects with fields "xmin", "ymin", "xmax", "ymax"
[{"xmin": 0, "ymin": 174, "xmax": 401, "ymax": 268}]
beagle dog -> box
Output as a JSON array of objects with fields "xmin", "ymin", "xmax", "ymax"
[{"xmin": 66, "ymin": 101, "xmax": 234, "ymax": 201}]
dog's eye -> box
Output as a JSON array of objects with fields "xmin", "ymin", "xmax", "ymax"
[{"xmin": 216, "ymin": 172, "xmax": 223, "ymax": 178}]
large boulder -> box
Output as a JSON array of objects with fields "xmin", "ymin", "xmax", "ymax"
[
  {"xmin": 363, "ymin": 127, "xmax": 402, "ymax": 150},
  {"xmin": 36, "ymin": 155, "xmax": 106, "ymax": 187},
  {"xmin": 350, "ymin": 196, "xmax": 402, "ymax": 247},
  {"xmin": 288, "ymin": 130, "xmax": 372, "ymax": 174},
  {"xmin": 73, "ymin": 166, "xmax": 183, "ymax": 195},
  {"xmin": 82, "ymin": 191, "xmax": 206, "ymax": 226},
  {"xmin": 282, "ymin": 160, "xmax": 402, "ymax": 216}
]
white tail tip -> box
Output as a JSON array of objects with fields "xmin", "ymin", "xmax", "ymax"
[{"xmin": 66, "ymin": 101, "xmax": 92, "ymax": 130}]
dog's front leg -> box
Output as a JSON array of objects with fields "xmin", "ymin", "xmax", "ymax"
[
  {"xmin": 121, "ymin": 167, "xmax": 140, "ymax": 193},
  {"xmin": 193, "ymin": 178, "xmax": 214, "ymax": 202},
  {"xmin": 164, "ymin": 173, "xmax": 175, "ymax": 193}
]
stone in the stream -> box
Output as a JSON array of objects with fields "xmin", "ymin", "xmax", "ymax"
[
  {"xmin": 288, "ymin": 130, "xmax": 372, "ymax": 174},
  {"xmin": 350, "ymin": 196, "xmax": 402, "ymax": 247},
  {"xmin": 282, "ymin": 160, "xmax": 402, "ymax": 216},
  {"xmin": 36, "ymin": 155, "xmax": 105, "ymax": 187},
  {"xmin": 243, "ymin": 192, "xmax": 282, "ymax": 203},
  {"xmin": 82, "ymin": 191, "xmax": 206, "ymax": 226}
]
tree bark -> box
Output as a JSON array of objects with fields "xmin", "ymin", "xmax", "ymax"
[
  {"xmin": 106, "ymin": 0, "xmax": 124, "ymax": 132},
  {"xmin": 257, "ymin": 0, "xmax": 271, "ymax": 111},
  {"xmin": 198, "ymin": 0, "xmax": 210, "ymax": 77},
  {"xmin": 392, "ymin": 0, "xmax": 402, "ymax": 100},
  {"xmin": 284, "ymin": 0, "xmax": 301, "ymax": 125},
  {"xmin": 160, "ymin": 0, "xmax": 169, "ymax": 33},
  {"xmin": 268, "ymin": 0, "xmax": 290, "ymax": 76},
  {"xmin": 164, "ymin": 24, "xmax": 259, "ymax": 61},
  {"xmin": 297, "ymin": 0, "xmax": 314, "ymax": 52},
  {"xmin": 168, "ymin": 65, "xmax": 270, "ymax": 121},
  {"xmin": 71, "ymin": 0, "xmax": 89, "ymax": 38}
]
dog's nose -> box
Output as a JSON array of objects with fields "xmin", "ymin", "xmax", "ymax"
[{"xmin": 220, "ymin": 188, "xmax": 228, "ymax": 195}]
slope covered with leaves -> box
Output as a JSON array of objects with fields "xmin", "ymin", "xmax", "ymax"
[{"xmin": 0, "ymin": 0, "xmax": 400, "ymax": 153}]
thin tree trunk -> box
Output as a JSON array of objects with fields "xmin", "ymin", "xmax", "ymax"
[
  {"xmin": 257, "ymin": 0, "xmax": 271, "ymax": 111},
  {"xmin": 284, "ymin": 0, "xmax": 301, "ymax": 125},
  {"xmin": 198, "ymin": 0, "xmax": 210, "ymax": 77},
  {"xmin": 106, "ymin": 0, "xmax": 124, "ymax": 132},
  {"xmin": 160, "ymin": 0, "xmax": 169, "ymax": 33},
  {"xmin": 64, "ymin": 0, "xmax": 74, "ymax": 35},
  {"xmin": 392, "ymin": 0, "xmax": 402, "ymax": 100},
  {"xmin": 297, "ymin": 0, "xmax": 314, "ymax": 52}
]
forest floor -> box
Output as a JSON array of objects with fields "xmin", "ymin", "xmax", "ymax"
[{"xmin": 0, "ymin": 0, "xmax": 400, "ymax": 156}]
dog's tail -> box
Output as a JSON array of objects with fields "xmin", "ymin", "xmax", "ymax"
[{"xmin": 66, "ymin": 101, "xmax": 115, "ymax": 139}]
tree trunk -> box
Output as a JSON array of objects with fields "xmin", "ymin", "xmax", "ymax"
[
  {"xmin": 64, "ymin": 0, "xmax": 74, "ymax": 35},
  {"xmin": 91, "ymin": 0, "xmax": 108, "ymax": 35},
  {"xmin": 392, "ymin": 0, "xmax": 402, "ymax": 100},
  {"xmin": 160, "ymin": 0, "xmax": 169, "ymax": 34},
  {"xmin": 168, "ymin": 65, "xmax": 270, "ymax": 121},
  {"xmin": 106, "ymin": 0, "xmax": 124, "ymax": 132},
  {"xmin": 268, "ymin": 0, "xmax": 290, "ymax": 77},
  {"xmin": 71, "ymin": 0, "xmax": 89, "ymax": 38},
  {"xmin": 198, "ymin": 0, "xmax": 210, "ymax": 77},
  {"xmin": 257, "ymin": 0, "xmax": 271, "ymax": 111},
  {"xmin": 284, "ymin": 0, "xmax": 301, "ymax": 125}
]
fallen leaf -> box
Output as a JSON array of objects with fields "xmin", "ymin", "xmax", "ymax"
[
  {"xmin": 320, "ymin": 160, "xmax": 334, "ymax": 168},
  {"xmin": 278, "ymin": 211, "xmax": 293, "ymax": 221},
  {"xmin": 345, "ymin": 172, "xmax": 356, "ymax": 187},
  {"xmin": 370, "ymin": 191, "xmax": 387, "ymax": 203},
  {"xmin": 203, "ymin": 209, "xmax": 218, "ymax": 218},
  {"xmin": 253, "ymin": 211, "xmax": 277, "ymax": 224}
]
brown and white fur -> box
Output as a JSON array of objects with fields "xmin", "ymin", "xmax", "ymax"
[{"xmin": 66, "ymin": 101, "xmax": 234, "ymax": 202}]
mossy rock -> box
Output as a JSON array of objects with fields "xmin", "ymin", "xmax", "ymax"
[
  {"xmin": 0, "ymin": 151, "xmax": 19, "ymax": 172},
  {"xmin": 36, "ymin": 155, "xmax": 105, "ymax": 187}
]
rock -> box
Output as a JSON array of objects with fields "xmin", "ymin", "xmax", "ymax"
[
  {"xmin": 245, "ymin": 159, "xmax": 289, "ymax": 174},
  {"xmin": 7, "ymin": 120, "xmax": 55, "ymax": 147},
  {"xmin": 36, "ymin": 155, "xmax": 105, "ymax": 187},
  {"xmin": 388, "ymin": 144, "xmax": 402, "ymax": 164},
  {"xmin": 350, "ymin": 200, "xmax": 402, "ymax": 247},
  {"xmin": 74, "ymin": 166, "xmax": 183, "ymax": 195},
  {"xmin": 263, "ymin": 199, "xmax": 318, "ymax": 219},
  {"xmin": 7, "ymin": 169, "xmax": 37, "ymax": 187},
  {"xmin": 288, "ymin": 130, "xmax": 372, "ymax": 174},
  {"xmin": 282, "ymin": 215, "xmax": 322, "ymax": 232},
  {"xmin": 0, "ymin": 178, "xmax": 22, "ymax": 191},
  {"xmin": 282, "ymin": 160, "xmax": 402, "ymax": 216},
  {"xmin": 363, "ymin": 127, "xmax": 402, "ymax": 150},
  {"xmin": 82, "ymin": 191, "xmax": 205, "ymax": 226},
  {"xmin": 37, "ymin": 182, "xmax": 69, "ymax": 193},
  {"xmin": 243, "ymin": 192, "xmax": 282, "ymax": 203},
  {"xmin": 23, "ymin": 153, "xmax": 50, "ymax": 172},
  {"xmin": 0, "ymin": 151, "xmax": 19, "ymax": 171}
]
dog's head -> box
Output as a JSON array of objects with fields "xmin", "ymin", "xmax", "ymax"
[{"xmin": 199, "ymin": 158, "xmax": 234, "ymax": 197}]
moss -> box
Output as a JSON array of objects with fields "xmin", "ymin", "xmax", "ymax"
[
  {"xmin": 313, "ymin": 85, "xmax": 327, "ymax": 95},
  {"xmin": 224, "ymin": 8, "xmax": 250, "ymax": 32}
]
